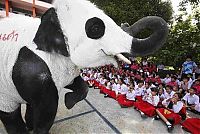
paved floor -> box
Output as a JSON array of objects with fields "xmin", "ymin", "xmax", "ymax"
[{"xmin": 0, "ymin": 88, "xmax": 199, "ymax": 134}]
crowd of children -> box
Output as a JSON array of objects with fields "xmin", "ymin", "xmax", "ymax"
[{"xmin": 80, "ymin": 59, "xmax": 200, "ymax": 133}]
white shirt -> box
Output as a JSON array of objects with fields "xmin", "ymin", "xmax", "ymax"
[
  {"xmin": 146, "ymin": 88, "xmax": 152, "ymax": 94},
  {"xmin": 106, "ymin": 82, "xmax": 111, "ymax": 89},
  {"xmin": 111, "ymin": 83, "xmax": 117, "ymax": 91},
  {"xmin": 158, "ymin": 93, "xmax": 165, "ymax": 100},
  {"xmin": 126, "ymin": 90, "xmax": 135, "ymax": 101},
  {"xmin": 180, "ymin": 81, "xmax": 192, "ymax": 91},
  {"xmin": 162, "ymin": 91, "xmax": 175, "ymax": 107},
  {"xmin": 134, "ymin": 85, "xmax": 144, "ymax": 97},
  {"xmin": 83, "ymin": 76, "xmax": 89, "ymax": 81},
  {"xmin": 195, "ymin": 103, "xmax": 200, "ymax": 112},
  {"xmin": 183, "ymin": 93, "xmax": 199, "ymax": 105},
  {"xmin": 164, "ymin": 90, "xmax": 175, "ymax": 100},
  {"xmin": 163, "ymin": 77, "xmax": 171, "ymax": 84},
  {"xmin": 172, "ymin": 101, "xmax": 184, "ymax": 113},
  {"xmin": 99, "ymin": 78, "xmax": 106, "ymax": 85},
  {"xmin": 143, "ymin": 93, "xmax": 160, "ymax": 106},
  {"xmin": 117, "ymin": 84, "xmax": 128, "ymax": 95}
]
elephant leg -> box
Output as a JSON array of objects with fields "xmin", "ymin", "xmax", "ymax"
[
  {"xmin": 12, "ymin": 47, "xmax": 59, "ymax": 134},
  {"xmin": 0, "ymin": 106, "xmax": 28, "ymax": 134},
  {"xmin": 32, "ymin": 90, "xmax": 58, "ymax": 134},
  {"xmin": 64, "ymin": 75, "xmax": 88, "ymax": 109},
  {"xmin": 25, "ymin": 104, "xmax": 34, "ymax": 131}
]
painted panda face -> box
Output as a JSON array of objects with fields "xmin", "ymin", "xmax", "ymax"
[{"xmin": 53, "ymin": 0, "xmax": 133, "ymax": 68}]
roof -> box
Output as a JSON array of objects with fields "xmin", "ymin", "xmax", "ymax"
[{"xmin": 0, "ymin": 0, "xmax": 52, "ymax": 17}]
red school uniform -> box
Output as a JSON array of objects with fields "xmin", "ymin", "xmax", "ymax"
[
  {"xmin": 157, "ymin": 101, "xmax": 186, "ymax": 125},
  {"xmin": 193, "ymin": 85, "xmax": 200, "ymax": 95},
  {"xmin": 117, "ymin": 94, "xmax": 135, "ymax": 107},
  {"xmin": 167, "ymin": 81, "xmax": 178, "ymax": 88},
  {"xmin": 134, "ymin": 94, "xmax": 160, "ymax": 117},
  {"xmin": 181, "ymin": 118, "xmax": 200, "ymax": 134}
]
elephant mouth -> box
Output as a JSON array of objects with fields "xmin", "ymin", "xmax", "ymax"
[{"xmin": 101, "ymin": 49, "xmax": 131, "ymax": 65}]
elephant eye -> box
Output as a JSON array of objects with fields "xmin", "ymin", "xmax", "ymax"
[{"xmin": 85, "ymin": 17, "xmax": 105, "ymax": 39}]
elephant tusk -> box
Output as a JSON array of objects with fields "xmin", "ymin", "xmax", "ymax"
[{"xmin": 116, "ymin": 54, "xmax": 131, "ymax": 64}]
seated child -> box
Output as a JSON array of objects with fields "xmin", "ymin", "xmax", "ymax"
[
  {"xmin": 116, "ymin": 78, "xmax": 129, "ymax": 95},
  {"xmin": 157, "ymin": 88, "xmax": 165, "ymax": 107},
  {"xmin": 134, "ymin": 80, "xmax": 144, "ymax": 101},
  {"xmin": 126, "ymin": 83, "xmax": 135, "ymax": 101},
  {"xmin": 167, "ymin": 76, "xmax": 178, "ymax": 88},
  {"xmin": 103, "ymin": 79, "xmax": 117, "ymax": 98},
  {"xmin": 117, "ymin": 83, "xmax": 135, "ymax": 107},
  {"xmin": 192, "ymin": 80, "xmax": 200, "ymax": 96},
  {"xmin": 155, "ymin": 93, "xmax": 186, "ymax": 132},
  {"xmin": 162, "ymin": 85, "xmax": 175, "ymax": 107},
  {"xmin": 134, "ymin": 87, "xmax": 159, "ymax": 117},
  {"xmin": 182, "ymin": 87, "xmax": 199, "ymax": 113},
  {"xmin": 142, "ymin": 82, "xmax": 151, "ymax": 96},
  {"xmin": 179, "ymin": 77, "xmax": 192, "ymax": 95}
]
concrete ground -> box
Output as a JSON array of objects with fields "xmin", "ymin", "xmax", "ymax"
[{"xmin": 0, "ymin": 88, "xmax": 199, "ymax": 134}]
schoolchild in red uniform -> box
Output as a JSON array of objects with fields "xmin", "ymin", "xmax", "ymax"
[
  {"xmin": 117, "ymin": 83, "xmax": 135, "ymax": 107},
  {"xmin": 167, "ymin": 76, "xmax": 178, "ymax": 89},
  {"xmin": 162, "ymin": 85, "xmax": 175, "ymax": 107},
  {"xmin": 155, "ymin": 93, "xmax": 186, "ymax": 132},
  {"xmin": 134, "ymin": 87, "xmax": 159, "ymax": 117},
  {"xmin": 134, "ymin": 80, "xmax": 144, "ymax": 101},
  {"xmin": 104, "ymin": 78, "xmax": 117, "ymax": 99},
  {"xmin": 157, "ymin": 88, "xmax": 165, "ymax": 107}
]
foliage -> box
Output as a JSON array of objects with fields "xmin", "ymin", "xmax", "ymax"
[
  {"xmin": 152, "ymin": 0, "xmax": 200, "ymax": 68},
  {"xmin": 89, "ymin": 0, "xmax": 173, "ymax": 25}
]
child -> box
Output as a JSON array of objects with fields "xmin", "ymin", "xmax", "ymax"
[
  {"xmin": 134, "ymin": 80, "xmax": 144, "ymax": 101},
  {"xmin": 192, "ymin": 80, "xmax": 200, "ymax": 96},
  {"xmin": 117, "ymin": 83, "xmax": 135, "ymax": 107},
  {"xmin": 116, "ymin": 78, "xmax": 129, "ymax": 95},
  {"xmin": 142, "ymin": 82, "xmax": 151, "ymax": 96},
  {"xmin": 134, "ymin": 87, "xmax": 159, "ymax": 117},
  {"xmin": 157, "ymin": 88, "xmax": 165, "ymax": 107},
  {"xmin": 104, "ymin": 79, "xmax": 117, "ymax": 99},
  {"xmin": 179, "ymin": 77, "xmax": 192, "ymax": 95},
  {"xmin": 163, "ymin": 74, "xmax": 171, "ymax": 84},
  {"xmin": 167, "ymin": 76, "xmax": 178, "ymax": 88},
  {"xmin": 155, "ymin": 93, "xmax": 186, "ymax": 132},
  {"xmin": 126, "ymin": 83, "xmax": 135, "ymax": 101},
  {"xmin": 182, "ymin": 87, "xmax": 199, "ymax": 113},
  {"xmin": 162, "ymin": 85, "xmax": 175, "ymax": 107}
]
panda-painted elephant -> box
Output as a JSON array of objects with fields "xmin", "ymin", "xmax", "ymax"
[{"xmin": 0, "ymin": 0, "xmax": 168, "ymax": 133}]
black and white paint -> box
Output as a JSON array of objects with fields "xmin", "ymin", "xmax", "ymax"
[{"xmin": 0, "ymin": 0, "xmax": 168, "ymax": 133}]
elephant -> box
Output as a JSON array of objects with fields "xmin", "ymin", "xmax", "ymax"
[{"xmin": 0, "ymin": 0, "xmax": 168, "ymax": 133}]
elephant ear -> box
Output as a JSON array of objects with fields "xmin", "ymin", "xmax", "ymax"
[{"xmin": 33, "ymin": 8, "xmax": 69, "ymax": 57}]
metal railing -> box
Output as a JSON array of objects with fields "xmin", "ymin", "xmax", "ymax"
[{"xmin": 0, "ymin": 0, "xmax": 52, "ymax": 17}]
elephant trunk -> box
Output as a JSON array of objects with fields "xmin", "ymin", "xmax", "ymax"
[{"xmin": 121, "ymin": 16, "xmax": 169, "ymax": 57}]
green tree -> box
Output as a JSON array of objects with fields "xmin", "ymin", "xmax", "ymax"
[
  {"xmin": 153, "ymin": 0, "xmax": 200, "ymax": 68},
  {"xmin": 89, "ymin": 0, "xmax": 173, "ymax": 25}
]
